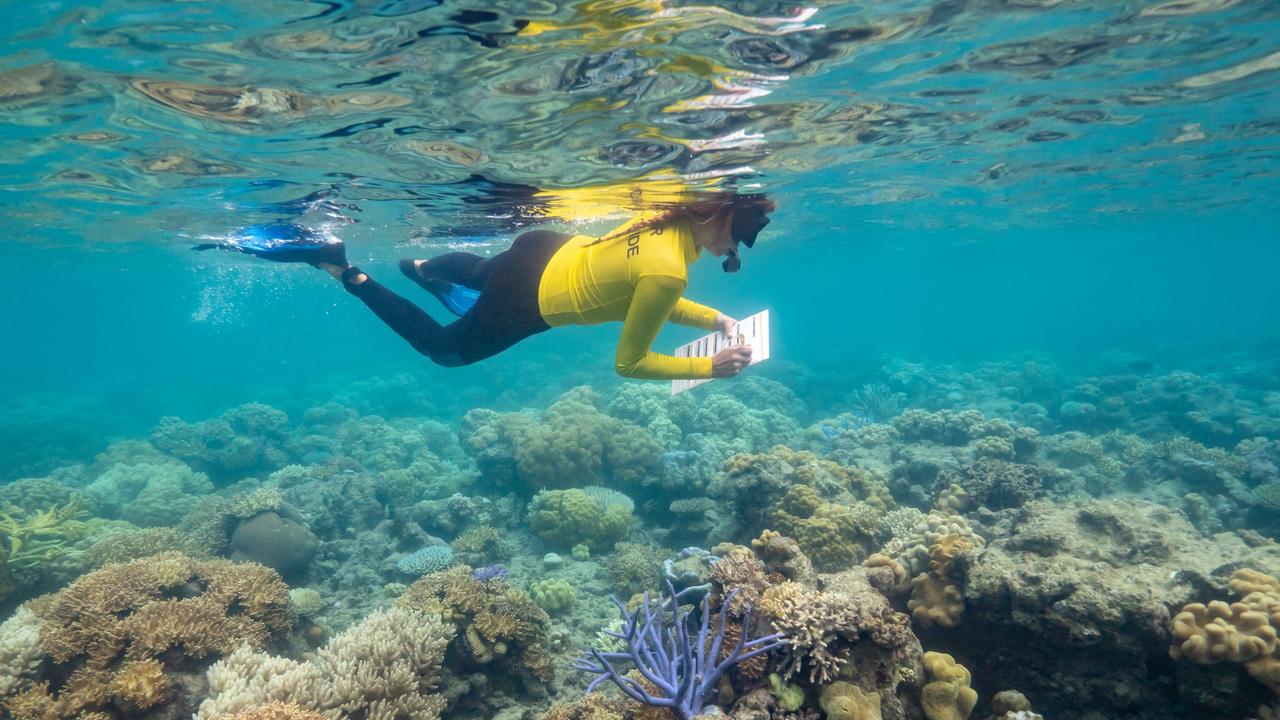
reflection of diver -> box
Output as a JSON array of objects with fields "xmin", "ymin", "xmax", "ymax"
[{"xmin": 195, "ymin": 194, "xmax": 773, "ymax": 380}]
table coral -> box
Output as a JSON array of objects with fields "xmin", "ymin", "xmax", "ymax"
[
  {"xmin": 199, "ymin": 607, "xmax": 450, "ymax": 720},
  {"xmin": 7, "ymin": 551, "xmax": 290, "ymax": 720},
  {"xmin": 397, "ymin": 565, "xmax": 554, "ymax": 687},
  {"xmin": 921, "ymin": 652, "xmax": 977, "ymax": 720}
]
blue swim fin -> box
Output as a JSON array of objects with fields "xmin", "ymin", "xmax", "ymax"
[
  {"xmin": 193, "ymin": 223, "xmax": 346, "ymax": 266},
  {"xmin": 433, "ymin": 282, "xmax": 481, "ymax": 317}
]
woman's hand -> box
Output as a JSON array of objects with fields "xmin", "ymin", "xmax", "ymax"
[
  {"xmin": 712, "ymin": 345, "xmax": 753, "ymax": 378},
  {"xmin": 714, "ymin": 313, "xmax": 737, "ymax": 337}
]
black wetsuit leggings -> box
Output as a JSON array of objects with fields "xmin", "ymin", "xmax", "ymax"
[{"xmin": 342, "ymin": 230, "xmax": 570, "ymax": 367}]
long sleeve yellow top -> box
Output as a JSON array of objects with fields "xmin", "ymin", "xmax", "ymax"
[{"xmin": 537, "ymin": 215, "xmax": 720, "ymax": 379}]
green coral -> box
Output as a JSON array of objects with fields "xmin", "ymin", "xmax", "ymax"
[
  {"xmin": 771, "ymin": 485, "xmax": 880, "ymax": 571},
  {"xmin": 528, "ymin": 488, "xmax": 633, "ymax": 551},
  {"xmin": 529, "ymin": 578, "xmax": 577, "ymax": 615},
  {"xmin": 769, "ymin": 673, "xmax": 804, "ymax": 712}
]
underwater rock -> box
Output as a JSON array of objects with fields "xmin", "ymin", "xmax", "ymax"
[
  {"xmin": 229, "ymin": 508, "xmax": 319, "ymax": 579},
  {"xmin": 948, "ymin": 498, "xmax": 1280, "ymax": 719}
]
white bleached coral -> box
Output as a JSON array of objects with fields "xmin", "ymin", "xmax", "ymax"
[
  {"xmin": 0, "ymin": 608, "xmax": 42, "ymax": 698},
  {"xmin": 199, "ymin": 607, "xmax": 452, "ymax": 720}
]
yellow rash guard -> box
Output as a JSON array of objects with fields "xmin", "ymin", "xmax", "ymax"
[{"xmin": 537, "ymin": 216, "xmax": 720, "ymax": 380}]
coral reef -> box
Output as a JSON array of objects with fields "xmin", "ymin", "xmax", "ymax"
[
  {"xmin": 198, "ymin": 607, "xmax": 450, "ymax": 720},
  {"xmin": 6, "ymin": 551, "xmax": 291, "ymax": 719},
  {"xmin": 921, "ymin": 652, "xmax": 977, "ymax": 720},
  {"xmin": 396, "ymin": 565, "xmax": 555, "ymax": 691}
]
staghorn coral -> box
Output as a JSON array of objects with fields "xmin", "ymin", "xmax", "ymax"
[
  {"xmin": 0, "ymin": 500, "xmax": 89, "ymax": 570},
  {"xmin": 921, "ymin": 652, "xmax": 977, "ymax": 720},
  {"xmin": 199, "ymin": 607, "xmax": 450, "ymax": 720},
  {"xmin": 10, "ymin": 551, "xmax": 290, "ymax": 720},
  {"xmin": 529, "ymin": 488, "xmax": 633, "ymax": 551},
  {"xmin": 397, "ymin": 565, "xmax": 554, "ymax": 686}
]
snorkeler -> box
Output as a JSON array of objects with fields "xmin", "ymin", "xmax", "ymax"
[{"xmin": 196, "ymin": 193, "xmax": 774, "ymax": 380}]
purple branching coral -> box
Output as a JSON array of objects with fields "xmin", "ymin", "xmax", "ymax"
[{"xmin": 574, "ymin": 582, "xmax": 786, "ymax": 720}]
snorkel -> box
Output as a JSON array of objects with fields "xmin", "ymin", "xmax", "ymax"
[{"xmin": 721, "ymin": 194, "xmax": 774, "ymax": 273}]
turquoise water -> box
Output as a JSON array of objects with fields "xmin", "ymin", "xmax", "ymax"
[{"xmin": 2, "ymin": 2, "xmax": 1280, "ymax": 720}]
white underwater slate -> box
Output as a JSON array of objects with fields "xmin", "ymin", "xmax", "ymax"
[{"xmin": 671, "ymin": 309, "xmax": 771, "ymax": 395}]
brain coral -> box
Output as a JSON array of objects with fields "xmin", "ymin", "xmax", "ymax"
[
  {"xmin": 397, "ymin": 565, "xmax": 554, "ymax": 687},
  {"xmin": 7, "ymin": 551, "xmax": 290, "ymax": 720},
  {"xmin": 528, "ymin": 488, "xmax": 633, "ymax": 551}
]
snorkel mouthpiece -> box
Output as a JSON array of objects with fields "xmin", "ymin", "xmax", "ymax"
[{"xmin": 722, "ymin": 248, "xmax": 741, "ymax": 273}]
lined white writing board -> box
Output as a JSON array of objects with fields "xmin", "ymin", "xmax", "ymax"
[{"xmin": 671, "ymin": 309, "xmax": 770, "ymax": 395}]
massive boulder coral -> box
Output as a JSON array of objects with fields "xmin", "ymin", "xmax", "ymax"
[
  {"xmin": 949, "ymin": 498, "xmax": 1280, "ymax": 719},
  {"xmin": 149, "ymin": 403, "xmax": 295, "ymax": 482},
  {"xmin": 528, "ymin": 487, "xmax": 634, "ymax": 551},
  {"xmin": 770, "ymin": 484, "xmax": 881, "ymax": 571},
  {"xmin": 460, "ymin": 387, "xmax": 660, "ymax": 493},
  {"xmin": 709, "ymin": 445, "xmax": 892, "ymax": 544},
  {"xmin": 396, "ymin": 565, "xmax": 554, "ymax": 695},
  {"xmin": 932, "ymin": 459, "xmax": 1041, "ymax": 511},
  {"xmin": 197, "ymin": 607, "xmax": 451, "ymax": 720},
  {"xmin": 3, "ymin": 551, "xmax": 291, "ymax": 720},
  {"xmin": 83, "ymin": 459, "xmax": 213, "ymax": 527}
]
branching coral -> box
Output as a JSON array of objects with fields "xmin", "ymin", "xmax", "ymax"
[
  {"xmin": 710, "ymin": 446, "xmax": 892, "ymax": 544},
  {"xmin": 9, "ymin": 551, "xmax": 290, "ymax": 720},
  {"xmin": 460, "ymin": 387, "xmax": 661, "ymax": 493},
  {"xmin": 0, "ymin": 500, "xmax": 89, "ymax": 570},
  {"xmin": 199, "ymin": 607, "xmax": 451, "ymax": 720},
  {"xmin": 397, "ymin": 565, "xmax": 554, "ymax": 685},
  {"xmin": 84, "ymin": 460, "xmax": 213, "ymax": 527}
]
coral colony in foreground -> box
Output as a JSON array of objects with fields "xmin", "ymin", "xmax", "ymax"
[{"xmin": 574, "ymin": 583, "xmax": 786, "ymax": 720}]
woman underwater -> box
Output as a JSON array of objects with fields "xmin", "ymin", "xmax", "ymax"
[{"xmin": 199, "ymin": 192, "xmax": 774, "ymax": 380}]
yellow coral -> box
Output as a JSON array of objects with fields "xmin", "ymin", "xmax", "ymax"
[
  {"xmin": 230, "ymin": 701, "xmax": 326, "ymax": 720},
  {"xmin": 771, "ymin": 485, "xmax": 879, "ymax": 571},
  {"xmin": 398, "ymin": 565, "xmax": 553, "ymax": 682},
  {"xmin": 528, "ymin": 488, "xmax": 632, "ymax": 551},
  {"xmin": 921, "ymin": 652, "xmax": 978, "ymax": 720},
  {"xmin": 819, "ymin": 681, "xmax": 882, "ymax": 720},
  {"xmin": 109, "ymin": 659, "xmax": 170, "ymax": 710},
  {"xmin": 908, "ymin": 574, "xmax": 964, "ymax": 629},
  {"xmin": 1170, "ymin": 601, "xmax": 1276, "ymax": 663},
  {"xmin": 0, "ymin": 500, "xmax": 89, "ymax": 568}
]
